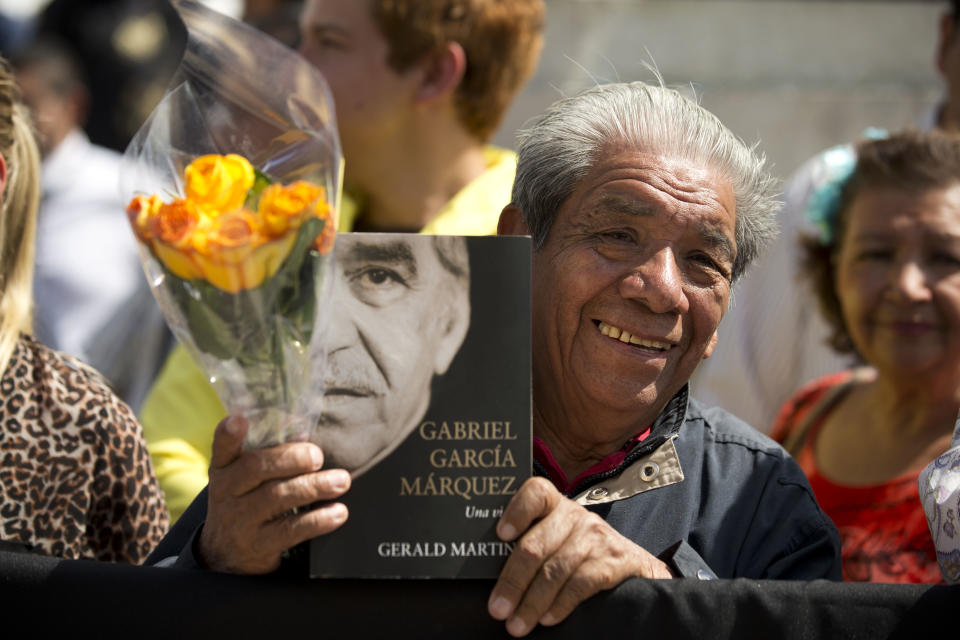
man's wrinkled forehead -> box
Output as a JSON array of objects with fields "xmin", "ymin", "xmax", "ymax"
[{"xmin": 558, "ymin": 151, "xmax": 737, "ymax": 243}]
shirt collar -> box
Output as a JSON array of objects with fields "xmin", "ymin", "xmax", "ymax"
[{"xmin": 534, "ymin": 383, "xmax": 691, "ymax": 496}]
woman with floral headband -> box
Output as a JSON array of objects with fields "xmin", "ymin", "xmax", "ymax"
[
  {"xmin": 0, "ymin": 57, "xmax": 168, "ymax": 562},
  {"xmin": 772, "ymin": 130, "xmax": 960, "ymax": 583}
]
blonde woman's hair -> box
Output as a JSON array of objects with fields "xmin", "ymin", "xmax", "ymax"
[{"xmin": 0, "ymin": 57, "xmax": 41, "ymax": 372}]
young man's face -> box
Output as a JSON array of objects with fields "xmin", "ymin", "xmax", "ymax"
[
  {"xmin": 298, "ymin": 0, "xmax": 422, "ymax": 190},
  {"xmin": 15, "ymin": 66, "xmax": 79, "ymax": 156},
  {"xmin": 316, "ymin": 235, "xmax": 470, "ymax": 474}
]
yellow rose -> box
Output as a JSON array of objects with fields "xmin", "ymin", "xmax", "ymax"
[
  {"xmin": 184, "ymin": 154, "xmax": 255, "ymax": 214},
  {"xmin": 191, "ymin": 210, "xmax": 299, "ymax": 292},
  {"xmin": 258, "ymin": 181, "xmax": 326, "ymax": 237},
  {"xmin": 153, "ymin": 242, "xmax": 203, "ymax": 281},
  {"xmin": 192, "ymin": 209, "xmax": 263, "ymax": 260},
  {"xmin": 126, "ymin": 194, "xmax": 163, "ymax": 242}
]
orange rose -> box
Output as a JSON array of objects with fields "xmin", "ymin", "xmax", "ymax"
[
  {"xmin": 150, "ymin": 199, "xmax": 200, "ymax": 249},
  {"xmin": 126, "ymin": 194, "xmax": 163, "ymax": 242},
  {"xmin": 314, "ymin": 214, "xmax": 336, "ymax": 255},
  {"xmin": 258, "ymin": 181, "xmax": 326, "ymax": 237},
  {"xmin": 184, "ymin": 154, "xmax": 255, "ymax": 214},
  {"xmin": 192, "ymin": 209, "xmax": 263, "ymax": 260}
]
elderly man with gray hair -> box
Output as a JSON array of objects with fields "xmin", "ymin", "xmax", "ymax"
[
  {"xmin": 154, "ymin": 81, "xmax": 841, "ymax": 637},
  {"xmin": 486, "ymin": 81, "xmax": 840, "ymax": 636}
]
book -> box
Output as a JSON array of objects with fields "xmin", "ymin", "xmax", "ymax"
[{"xmin": 309, "ymin": 233, "xmax": 531, "ymax": 578}]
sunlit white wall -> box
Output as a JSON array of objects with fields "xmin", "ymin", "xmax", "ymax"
[{"xmin": 495, "ymin": 0, "xmax": 943, "ymax": 181}]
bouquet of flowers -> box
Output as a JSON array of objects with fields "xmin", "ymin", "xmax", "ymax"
[{"xmin": 122, "ymin": 0, "xmax": 342, "ymax": 448}]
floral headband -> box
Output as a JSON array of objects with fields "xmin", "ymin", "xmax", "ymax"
[{"xmin": 803, "ymin": 127, "xmax": 888, "ymax": 246}]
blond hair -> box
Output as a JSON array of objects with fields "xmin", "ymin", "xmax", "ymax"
[{"xmin": 0, "ymin": 57, "xmax": 41, "ymax": 372}]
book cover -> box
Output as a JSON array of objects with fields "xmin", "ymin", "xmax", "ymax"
[{"xmin": 309, "ymin": 233, "xmax": 531, "ymax": 578}]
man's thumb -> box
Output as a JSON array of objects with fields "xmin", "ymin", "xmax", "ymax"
[{"xmin": 210, "ymin": 415, "xmax": 248, "ymax": 469}]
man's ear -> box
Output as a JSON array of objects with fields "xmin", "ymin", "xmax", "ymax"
[
  {"xmin": 497, "ymin": 204, "xmax": 530, "ymax": 236},
  {"xmin": 416, "ymin": 41, "xmax": 466, "ymax": 103},
  {"xmin": 433, "ymin": 284, "xmax": 471, "ymax": 376},
  {"xmin": 702, "ymin": 330, "xmax": 719, "ymax": 360},
  {"xmin": 937, "ymin": 12, "xmax": 956, "ymax": 74},
  {"xmin": 0, "ymin": 153, "xmax": 8, "ymax": 202}
]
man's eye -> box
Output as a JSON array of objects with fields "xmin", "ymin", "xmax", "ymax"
[
  {"xmin": 931, "ymin": 250, "xmax": 960, "ymax": 267},
  {"xmin": 348, "ymin": 266, "xmax": 410, "ymax": 306},
  {"xmin": 688, "ymin": 252, "xmax": 728, "ymax": 278},
  {"xmin": 317, "ymin": 36, "xmax": 343, "ymax": 50},
  {"xmin": 855, "ymin": 248, "xmax": 893, "ymax": 262},
  {"xmin": 362, "ymin": 268, "xmax": 401, "ymax": 285},
  {"xmin": 599, "ymin": 230, "xmax": 634, "ymax": 243}
]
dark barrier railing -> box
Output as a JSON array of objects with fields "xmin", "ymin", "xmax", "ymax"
[{"xmin": 0, "ymin": 550, "xmax": 953, "ymax": 638}]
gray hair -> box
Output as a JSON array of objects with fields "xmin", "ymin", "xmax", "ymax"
[{"xmin": 512, "ymin": 81, "xmax": 779, "ymax": 281}]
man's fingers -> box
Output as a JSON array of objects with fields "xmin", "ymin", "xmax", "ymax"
[
  {"xmin": 496, "ymin": 477, "xmax": 560, "ymax": 541},
  {"xmin": 496, "ymin": 512, "xmax": 588, "ymax": 636},
  {"xmin": 540, "ymin": 550, "xmax": 671, "ymax": 627},
  {"xmin": 218, "ymin": 441, "xmax": 327, "ymax": 497},
  {"xmin": 488, "ymin": 477, "xmax": 568, "ymax": 626},
  {"xmin": 260, "ymin": 501, "xmax": 350, "ymax": 553},
  {"xmin": 489, "ymin": 491, "xmax": 674, "ymax": 637},
  {"xmin": 200, "ymin": 468, "xmax": 352, "ymax": 574},
  {"xmin": 537, "ymin": 559, "xmax": 608, "ymax": 627},
  {"xmin": 502, "ymin": 548, "xmax": 581, "ymax": 636},
  {"xmin": 245, "ymin": 468, "xmax": 352, "ymax": 523},
  {"xmin": 200, "ymin": 501, "xmax": 350, "ymax": 575},
  {"xmin": 209, "ymin": 415, "xmax": 249, "ymax": 469},
  {"xmin": 489, "ymin": 497, "xmax": 577, "ymax": 626}
]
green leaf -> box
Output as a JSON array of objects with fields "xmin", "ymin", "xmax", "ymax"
[{"xmin": 244, "ymin": 168, "xmax": 274, "ymax": 209}]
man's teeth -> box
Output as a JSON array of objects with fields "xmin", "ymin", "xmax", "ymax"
[{"xmin": 598, "ymin": 322, "xmax": 670, "ymax": 351}]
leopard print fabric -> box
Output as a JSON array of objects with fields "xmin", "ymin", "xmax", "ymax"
[{"xmin": 0, "ymin": 335, "xmax": 169, "ymax": 563}]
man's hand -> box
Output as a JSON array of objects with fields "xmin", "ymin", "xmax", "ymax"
[
  {"xmin": 197, "ymin": 415, "xmax": 352, "ymax": 574},
  {"xmin": 488, "ymin": 477, "xmax": 672, "ymax": 637}
]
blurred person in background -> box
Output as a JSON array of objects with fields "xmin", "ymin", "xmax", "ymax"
[
  {"xmin": 0, "ymin": 55, "xmax": 168, "ymax": 563},
  {"xmin": 140, "ymin": 0, "xmax": 546, "ymax": 522},
  {"xmin": 34, "ymin": 0, "xmax": 184, "ymax": 152},
  {"xmin": 0, "ymin": 9, "xmax": 33, "ymax": 56},
  {"xmin": 772, "ymin": 131, "xmax": 960, "ymax": 583},
  {"xmin": 243, "ymin": 0, "xmax": 303, "ymax": 48},
  {"xmin": 692, "ymin": 1, "xmax": 960, "ymax": 431},
  {"xmin": 13, "ymin": 39, "xmax": 171, "ymax": 412}
]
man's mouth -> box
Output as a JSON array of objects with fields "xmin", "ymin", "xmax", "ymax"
[
  {"xmin": 596, "ymin": 321, "xmax": 671, "ymax": 352},
  {"xmin": 324, "ymin": 387, "xmax": 371, "ymax": 397}
]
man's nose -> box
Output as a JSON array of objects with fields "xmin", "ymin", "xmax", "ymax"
[
  {"xmin": 888, "ymin": 260, "xmax": 933, "ymax": 303},
  {"xmin": 617, "ymin": 249, "xmax": 688, "ymax": 314}
]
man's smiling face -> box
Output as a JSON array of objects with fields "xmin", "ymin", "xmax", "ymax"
[{"xmin": 529, "ymin": 149, "xmax": 736, "ymax": 432}]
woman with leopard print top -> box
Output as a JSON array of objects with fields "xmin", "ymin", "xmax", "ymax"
[{"xmin": 0, "ymin": 55, "xmax": 168, "ymax": 563}]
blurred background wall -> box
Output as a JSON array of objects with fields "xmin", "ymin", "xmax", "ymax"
[
  {"xmin": 0, "ymin": 0, "xmax": 945, "ymax": 185},
  {"xmin": 496, "ymin": 0, "xmax": 944, "ymax": 183}
]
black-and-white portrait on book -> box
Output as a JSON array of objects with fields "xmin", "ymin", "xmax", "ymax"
[
  {"xmin": 309, "ymin": 233, "xmax": 531, "ymax": 578},
  {"xmin": 316, "ymin": 233, "xmax": 471, "ymax": 477}
]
